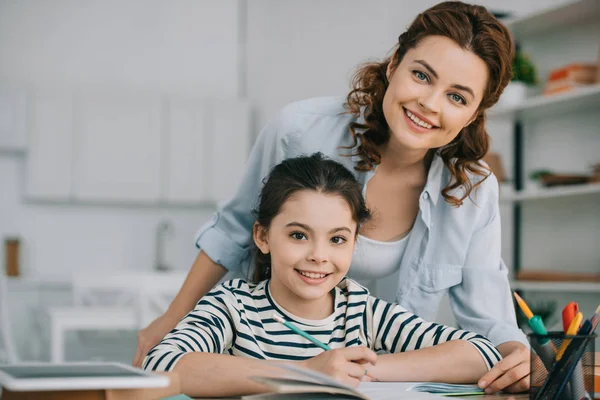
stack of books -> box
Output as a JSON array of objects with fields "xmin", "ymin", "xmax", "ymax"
[{"xmin": 543, "ymin": 63, "xmax": 598, "ymax": 96}]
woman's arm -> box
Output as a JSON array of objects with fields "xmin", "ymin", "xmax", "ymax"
[
  {"xmin": 132, "ymin": 251, "xmax": 226, "ymax": 367},
  {"xmin": 449, "ymin": 175, "xmax": 530, "ymax": 393},
  {"xmin": 164, "ymin": 251, "xmax": 227, "ymax": 322},
  {"xmin": 133, "ymin": 104, "xmax": 296, "ymax": 367},
  {"xmin": 369, "ymin": 340, "xmax": 488, "ymax": 383}
]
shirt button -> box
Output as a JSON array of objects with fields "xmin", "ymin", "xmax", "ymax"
[{"xmin": 423, "ymin": 192, "xmax": 429, "ymax": 200}]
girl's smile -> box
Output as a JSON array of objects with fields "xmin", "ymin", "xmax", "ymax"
[{"xmin": 295, "ymin": 268, "xmax": 332, "ymax": 285}]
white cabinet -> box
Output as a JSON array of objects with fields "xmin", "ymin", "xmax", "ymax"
[
  {"xmin": 162, "ymin": 97, "xmax": 210, "ymax": 203},
  {"xmin": 163, "ymin": 97, "xmax": 251, "ymax": 204},
  {"xmin": 208, "ymin": 100, "xmax": 251, "ymax": 203},
  {"xmin": 23, "ymin": 89, "xmax": 250, "ymax": 205},
  {"xmin": 0, "ymin": 87, "xmax": 27, "ymax": 151},
  {"xmin": 72, "ymin": 91, "xmax": 162, "ymax": 203},
  {"xmin": 24, "ymin": 90, "xmax": 74, "ymax": 200}
]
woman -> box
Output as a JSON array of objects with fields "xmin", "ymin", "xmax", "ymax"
[{"xmin": 134, "ymin": 1, "xmax": 529, "ymax": 394}]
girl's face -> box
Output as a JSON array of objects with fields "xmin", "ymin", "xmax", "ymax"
[
  {"xmin": 254, "ymin": 190, "xmax": 357, "ymax": 318},
  {"xmin": 383, "ymin": 35, "xmax": 488, "ymax": 152}
]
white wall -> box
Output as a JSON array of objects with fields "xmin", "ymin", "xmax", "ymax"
[
  {"xmin": 0, "ymin": 0, "xmax": 240, "ymax": 360},
  {"xmin": 0, "ymin": 0, "xmax": 240, "ymax": 95},
  {"xmin": 0, "ymin": 0, "xmax": 240, "ymax": 278},
  {"xmin": 246, "ymin": 0, "xmax": 572, "ymax": 129}
]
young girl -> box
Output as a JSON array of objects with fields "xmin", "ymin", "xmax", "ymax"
[{"xmin": 143, "ymin": 153, "xmax": 501, "ymax": 398}]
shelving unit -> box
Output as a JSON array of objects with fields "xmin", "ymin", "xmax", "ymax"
[
  {"xmin": 504, "ymin": 0, "xmax": 599, "ymax": 38},
  {"xmin": 489, "ymin": 84, "xmax": 600, "ymax": 121},
  {"xmin": 491, "ymin": 0, "xmax": 600, "ymax": 292},
  {"xmin": 500, "ymin": 183, "xmax": 600, "ymax": 203},
  {"xmin": 511, "ymin": 280, "xmax": 600, "ymax": 294}
]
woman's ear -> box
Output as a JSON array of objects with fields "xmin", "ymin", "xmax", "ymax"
[
  {"xmin": 465, "ymin": 111, "xmax": 480, "ymax": 128},
  {"xmin": 253, "ymin": 222, "xmax": 270, "ymax": 255},
  {"xmin": 386, "ymin": 55, "xmax": 397, "ymax": 81}
]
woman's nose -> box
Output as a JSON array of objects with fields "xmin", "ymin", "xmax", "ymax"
[{"xmin": 419, "ymin": 90, "xmax": 441, "ymax": 114}]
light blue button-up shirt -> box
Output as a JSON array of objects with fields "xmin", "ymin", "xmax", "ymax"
[{"xmin": 195, "ymin": 96, "xmax": 527, "ymax": 347}]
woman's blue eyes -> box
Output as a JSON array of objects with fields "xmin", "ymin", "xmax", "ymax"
[
  {"xmin": 412, "ymin": 70, "xmax": 467, "ymax": 105},
  {"xmin": 414, "ymin": 71, "xmax": 428, "ymax": 82},
  {"xmin": 450, "ymin": 93, "xmax": 466, "ymax": 105}
]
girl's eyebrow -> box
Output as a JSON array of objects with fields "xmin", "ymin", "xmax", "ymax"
[
  {"xmin": 285, "ymin": 222, "xmax": 352, "ymax": 234},
  {"xmin": 414, "ymin": 59, "xmax": 475, "ymax": 99}
]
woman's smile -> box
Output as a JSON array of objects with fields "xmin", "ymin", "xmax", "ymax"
[{"xmin": 403, "ymin": 107, "xmax": 439, "ymax": 133}]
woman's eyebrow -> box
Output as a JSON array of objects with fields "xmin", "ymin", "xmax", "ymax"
[{"xmin": 414, "ymin": 59, "xmax": 475, "ymax": 99}]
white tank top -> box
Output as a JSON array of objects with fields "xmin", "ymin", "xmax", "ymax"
[
  {"xmin": 349, "ymin": 232, "xmax": 410, "ymax": 280},
  {"xmin": 347, "ymin": 233, "xmax": 410, "ymax": 303},
  {"xmin": 347, "ymin": 172, "xmax": 411, "ymax": 301}
]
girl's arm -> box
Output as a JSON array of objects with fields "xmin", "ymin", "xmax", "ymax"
[
  {"xmin": 369, "ymin": 340, "xmax": 488, "ymax": 383},
  {"xmin": 174, "ymin": 352, "xmax": 285, "ymax": 398},
  {"xmin": 174, "ymin": 346, "xmax": 379, "ymax": 397},
  {"xmin": 368, "ymin": 297, "xmax": 501, "ymax": 383}
]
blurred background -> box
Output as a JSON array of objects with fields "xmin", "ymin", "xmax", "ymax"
[{"xmin": 0, "ymin": 0, "xmax": 598, "ymax": 365}]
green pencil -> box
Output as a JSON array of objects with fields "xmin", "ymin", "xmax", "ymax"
[
  {"xmin": 273, "ymin": 313, "xmax": 330, "ymax": 350},
  {"xmin": 273, "ymin": 313, "xmax": 378, "ymax": 382}
]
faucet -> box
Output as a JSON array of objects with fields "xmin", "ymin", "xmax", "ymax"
[{"xmin": 154, "ymin": 220, "xmax": 174, "ymax": 272}]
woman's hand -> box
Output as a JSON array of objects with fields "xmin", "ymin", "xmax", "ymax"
[
  {"xmin": 132, "ymin": 313, "xmax": 179, "ymax": 367},
  {"xmin": 299, "ymin": 347, "xmax": 378, "ymax": 387},
  {"xmin": 478, "ymin": 342, "xmax": 530, "ymax": 394}
]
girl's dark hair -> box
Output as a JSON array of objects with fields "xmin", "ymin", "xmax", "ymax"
[
  {"xmin": 344, "ymin": 1, "xmax": 514, "ymax": 207},
  {"xmin": 251, "ymin": 153, "xmax": 370, "ymax": 282}
]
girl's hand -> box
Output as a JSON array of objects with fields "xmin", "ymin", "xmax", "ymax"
[
  {"xmin": 478, "ymin": 343, "xmax": 530, "ymax": 394},
  {"xmin": 132, "ymin": 313, "xmax": 178, "ymax": 368},
  {"xmin": 299, "ymin": 347, "xmax": 378, "ymax": 387}
]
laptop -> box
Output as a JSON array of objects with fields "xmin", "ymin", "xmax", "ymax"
[{"xmin": 0, "ymin": 362, "xmax": 169, "ymax": 391}]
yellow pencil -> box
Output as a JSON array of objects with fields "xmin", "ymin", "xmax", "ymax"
[
  {"xmin": 513, "ymin": 292, "xmax": 534, "ymax": 320},
  {"xmin": 556, "ymin": 311, "xmax": 583, "ymax": 361}
]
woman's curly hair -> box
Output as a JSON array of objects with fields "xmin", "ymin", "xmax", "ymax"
[{"xmin": 344, "ymin": 1, "xmax": 514, "ymax": 206}]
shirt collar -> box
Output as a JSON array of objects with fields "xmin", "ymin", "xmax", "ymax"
[{"xmin": 423, "ymin": 152, "xmax": 445, "ymax": 207}]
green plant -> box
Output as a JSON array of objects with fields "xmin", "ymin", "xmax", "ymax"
[
  {"xmin": 512, "ymin": 47, "xmax": 537, "ymax": 85},
  {"xmin": 529, "ymin": 169, "xmax": 553, "ymax": 181}
]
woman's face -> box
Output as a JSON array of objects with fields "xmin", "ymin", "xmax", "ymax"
[
  {"xmin": 383, "ymin": 35, "xmax": 488, "ymax": 151},
  {"xmin": 253, "ymin": 190, "xmax": 357, "ymax": 316}
]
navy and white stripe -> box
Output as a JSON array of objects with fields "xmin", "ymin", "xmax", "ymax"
[{"xmin": 143, "ymin": 278, "xmax": 502, "ymax": 372}]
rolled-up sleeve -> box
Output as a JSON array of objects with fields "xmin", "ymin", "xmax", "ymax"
[
  {"xmin": 449, "ymin": 177, "xmax": 528, "ymax": 347},
  {"xmin": 195, "ymin": 109, "xmax": 296, "ymax": 271}
]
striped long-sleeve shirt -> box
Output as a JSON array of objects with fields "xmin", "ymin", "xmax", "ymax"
[{"xmin": 143, "ymin": 278, "xmax": 502, "ymax": 372}]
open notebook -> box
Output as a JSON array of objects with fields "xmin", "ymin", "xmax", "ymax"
[{"xmin": 243, "ymin": 364, "xmax": 484, "ymax": 399}]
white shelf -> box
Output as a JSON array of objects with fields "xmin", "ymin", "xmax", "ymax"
[
  {"xmin": 500, "ymin": 183, "xmax": 600, "ymax": 203},
  {"xmin": 511, "ymin": 280, "xmax": 600, "ymax": 293},
  {"xmin": 505, "ymin": 0, "xmax": 600, "ymax": 38},
  {"xmin": 488, "ymin": 84, "xmax": 600, "ymax": 121}
]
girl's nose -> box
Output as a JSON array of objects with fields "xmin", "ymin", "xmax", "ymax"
[{"xmin": 307, "ymin": 243, "xmax": 328, "ymax": 264}]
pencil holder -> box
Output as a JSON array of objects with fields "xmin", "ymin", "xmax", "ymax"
[{"xmin": 528, "ymin": 332, "xmax": 596, "ymax": 400}]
